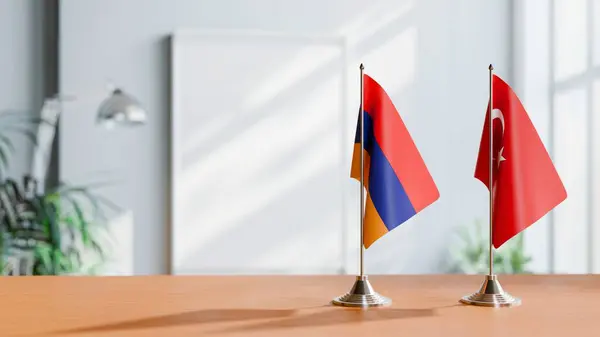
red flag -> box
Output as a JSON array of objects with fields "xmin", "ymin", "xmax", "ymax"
[{"xmin": 475, "ymin": 74, "xmax": 567, "ymax": 248}]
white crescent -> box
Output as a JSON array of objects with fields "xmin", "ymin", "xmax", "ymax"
[
  {"xmin": 491, "ymin": 108, "xmax": 506, "ymax": 166},
  {"xmin": 491, "ymin": 108, "xmax": 505, "ymax": 134}
]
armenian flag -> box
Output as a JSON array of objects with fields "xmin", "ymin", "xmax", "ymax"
[{"xmin": 351, "ymin": 74, "xmax": 439, "ymax": 248}]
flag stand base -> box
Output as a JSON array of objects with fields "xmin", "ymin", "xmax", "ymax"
[
  {"xmin": 331, "ymin": 275, "xmax": 391, "ymax": 308},
  {"xmin": 460, "ymin": 274, "xmax": 521, "ymax": 307}
]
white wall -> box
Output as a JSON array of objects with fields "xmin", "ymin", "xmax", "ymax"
[
  {"xmin": 0, "ymin": 0, "xmax": 45, "ymax": 179},
  {"xmin": 59, "ymin": 0, "xmax": 512, "ymax": 275}
]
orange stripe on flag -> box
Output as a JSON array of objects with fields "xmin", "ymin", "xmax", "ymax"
[
  {"xmin": 351, "ymin": 144, "xmax": 388, "ymax": 248},
  {"xmin": 363, "ymin": 194, "xmax": 389, "ymax": 248},
  {"xmin": 350, "ymin": 144, "xmax": 371, "ymax": 190}
]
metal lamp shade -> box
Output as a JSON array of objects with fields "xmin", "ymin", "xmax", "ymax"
[{"xmin": 96, "ymin": 89, "xmax": 147, "ymax": 128}]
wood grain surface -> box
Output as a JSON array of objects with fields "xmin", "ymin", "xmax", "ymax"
[{"xmin": 1, "ymin": 275, "xmax": 598, "ymax": 336}]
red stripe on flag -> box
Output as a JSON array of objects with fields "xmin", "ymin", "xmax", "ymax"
[{"xmin": 363, "ymin": 74, "xmax": 439, "ymax": 212}]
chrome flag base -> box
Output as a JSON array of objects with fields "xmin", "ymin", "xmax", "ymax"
[
  {"xmin": 332, "ymin": 275, "xmax": 391, "ymax": 308},
  {"xmin": 460, "ymin": 274, "xmax": 521, "ymax": 307}
]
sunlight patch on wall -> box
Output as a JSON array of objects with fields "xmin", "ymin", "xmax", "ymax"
[
  {"xmin": 361, "ymin": 26, "xmax": 417, "ymax": 106},
  {"xmin": 241, "ymin": 44, "xmax": 343, "ymax": 112},
  {"xmin": 338, "ymin": 0, "xmax": 413, "ymax": 46}
]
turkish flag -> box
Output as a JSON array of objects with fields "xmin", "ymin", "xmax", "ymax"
[{"xmin": 475, "ymin": 74, "xmax": 567, "ymax": 248}]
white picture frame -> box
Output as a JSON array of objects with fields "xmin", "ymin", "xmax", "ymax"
[{"xmin": 169, "ymin": 29, "xmax": 352, "ymax": 275}]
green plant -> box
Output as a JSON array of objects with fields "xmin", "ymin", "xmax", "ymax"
[
  {"xmin": 0, "ymin": 109, "xmax": 120, "ymax": 275},
  {"xmin": 0, "ymin": 177, "xmax": 120, "ymax": 275},
  {"xmin": 448, "ymin": 219, "xmax": 532, "ymax": 274}
]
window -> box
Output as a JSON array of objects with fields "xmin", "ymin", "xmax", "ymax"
[{"xmin": 516, "ymin": 0, "xmax": 600, "ymax": 274}]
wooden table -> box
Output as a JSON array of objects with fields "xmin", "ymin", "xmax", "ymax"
[{"xmin": 1, "ymin": 275, "xmax": 598, "ymax": 336}]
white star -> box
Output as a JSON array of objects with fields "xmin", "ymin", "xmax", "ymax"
[{"xmin": 497, "ymin": 147, "xmax": 506, "ymax": 168}]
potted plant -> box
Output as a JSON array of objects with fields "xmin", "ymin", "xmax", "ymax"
[
  {"xmin": 447, "ymin": 219, "xmax": 532, "ymax": 274},
  {"xmin": 0, "ymin": 109, "xmax": 119, "ymax": 275}
]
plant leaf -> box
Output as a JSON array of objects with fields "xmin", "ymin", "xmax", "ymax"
[
  {"xmin": 0, "ymin": 189, "xmax": 18, "ymax": 228},
  {"xmin": 0, "ymin": 143, "xmax": 10, "ymax": 176},
  {"xmin": 0, "ymin": 134, "xmax": 16, "ymax": 154},
  {"xmin": 40, "ymin": 199, "xmax": 61, "ymax": 249},
  {"xmin": 69, "ymin": 198, "xmax": 89, "ymax": 246},
  {"xmin": 90, "ymin": 237, "xmax": 106, "ymax": 259},
  {"xmin": 35, "ymin": 243, "xmax": 54, "ymax": 275}
]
